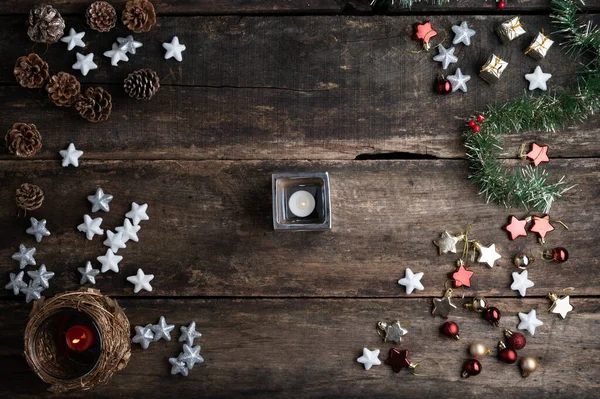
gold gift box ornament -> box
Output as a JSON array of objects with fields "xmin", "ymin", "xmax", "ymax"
[
  {"xmin": 480, "ymin": 54, "xmax": 508, "ymax": 85},
  {"xmin": 496, "ymin": 16, "xmax": 526, "ymax": 43},
  {"xmin": 525, "ymin": 31, "xmax": 554, "ymax": 60}
]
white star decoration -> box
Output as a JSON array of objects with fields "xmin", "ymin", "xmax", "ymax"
[
  {"xmin": 98, "ymin": 248, "xmax": 123, "ymax": 273},
  {"xmin": 127, "ymin": 268, "xmax": 154, "ymax": 293},
  {"xmin": 12, "ymin": 244, "xmax": 36, "ymax": 269},
  {"xmin": 104, "ymin": 230, "xmax": 127, "ymax": 253},
  {"xmin": 78, "ymin": 214, "xmax": 104, "ymax": 240},
  {"xmin": 447, "ymin": 68, "xmax": 471, "ymax": 93},
  {"xmin": 163, "ymin": 36, "xmax": 186, "ymax": 62},
  {"xmin": 397, "ymin": 268, "xmax": 425, "ymax": 294},
  {"xmin": 518, "ymin": 309, "xmax": 544, "ymax": 335},
  {"xmin": 356, "ymin": 348, "xmax": 381, "ymax": 370},
  {"xmin": 61, "ymin": 28, "xmax": 85, "ymax": 51},
  {"xmin": 104, "ymin": 43, "xmax": 129, "ymax": 66},
  {"xmin": 433, "ymin": 45, "xmax": 458, "ymax": 70},
  {"xmin": 477, "ymin": 243, "xmax": 501, "ymax": 268},
  {"xmin": 452, "ymin": 21, "xmax": 476, "ymax": 46},
  {"xmin": 59, "ymin": 143, "xmax": 83, "ymax": 167},
  {"xmin": 72, "ymin": 52, "xmax": 97, "ymax": 76},
  {"xmin": 26, "ymin": 217, "xmax": 51, "ymax": 243},
  {"xmin": 117, "ymin": 35, "xmax": 143, "ymax": 54},
  {"xmin": 550, "ymin": 295, "xmax": 573, "ymax": 319},
  {"xmin": 116, "ymin": 218, "xmax": 141, "ymax": 242},
  {"xmin": 126, "ymin": 202, "xmax": 149, "ymax": 225},
  {"xmin": 511, "ymin": 270, "xmax": 535, "ymax": 297},
  {"xmin": 525, "ymin": 66, "xmax": 552, "ymax": 91}
]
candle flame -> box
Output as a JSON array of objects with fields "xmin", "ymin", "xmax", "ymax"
[{"xmin": 72, "ymin": 338, "xmax": 81, "ymax": 344}]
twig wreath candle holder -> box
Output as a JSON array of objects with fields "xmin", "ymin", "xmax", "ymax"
[
  {"xmin": 272, "ymin": 172, "xmax": 331, "ymax": 231},
  {"xmin": 24, "ymin": 288, "xmax": 130, "ymax": 393}
]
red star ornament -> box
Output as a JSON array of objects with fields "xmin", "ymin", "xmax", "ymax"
[
  {"xmin": 530, "ymin": 215, "xmax": 555, "ymax": 240},
  {"xmin": 414, "ymin": 21, "xmax": 437, "ymax": 50},
  {"xmin": 526, "ymin": 143, "xmax": 550, "ymax": 166},
  {"xmin": 385, "ymin": 348, "xmax": 414, "ymax": 373},
  {"xmin": 452, "ymin": 265, "xmax": 474, "ymax": 288},
  {"xmin": 505, "ymin": 216, "xmax": 528, "ymax": 240}
]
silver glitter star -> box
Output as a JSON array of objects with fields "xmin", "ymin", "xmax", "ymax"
[
  {"xmin": 432, "ymin": 294, "xmax": 457, "ymax": 318},
  {"xmin": 151, "ymin": 316, "xmax": 175, "ymax": 341},
  {"xmin": 132, "ymin": 324, "xmax": 154, "ymax": 349},
  {"xmin": 21, "ymin": 281, "xmax": 44, "ymax": 303},
  {"xmin": 433, "ymin": 231, "xmax": 460, "ymax": 255},
  {"xmin": 12, "ymin": 244, "xmax": 36, "ymax": 269},
  {"xmin": 178, "ymin": 344, "xmax": 204, "ymax": 369},
  {"xmin": 78, "ymin": 261, "xmax": 100, "ymax": 285},
  {"xmin": 169, "ymin": 357, "xmax": 189, "ymax": 376},
  {"xmin": 179, "ymin": 321, "xmax": 202, "ymax": 346},
  {"xmin": 5, "ymin": 271, "xmax": 27, "ymax": 295},
  {"xmin": 432, "ymin": 45, "xmax": 458, "ymax": 70},
  {"xmin": 377, "ymin": 321, "xmax": 408, "ymax": 344},
  {"xmin": 27, "ymin": 264, "xmax": 55, "ymax": 289},
  {"xmin": 87, "ymin": 187, "xmax": 113, "ymax": 213},
  {"xmin": 451, "ymin": 21, "xmax": 476, "ymax": 46},
  {"xmin": 26, "ymin": 217, "xmax": 51, "ymax": 243},
  {"xmin": 117, "ymin": 35, "xmax": 143, "ymax": 54}
]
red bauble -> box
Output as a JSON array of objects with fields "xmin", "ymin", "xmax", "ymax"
[
  {"xmin": 441, "ymin": 321, "xmax": 460, "ymax": 340},
  {"xmin": 505, "ymin": 329, "xmax": 526, "ymax": 350},
  {"xmin": 499, "ymin": 347, "xmax": 518, "ymax": 364},
  {"xmin": 498, "ymin": 1, "xmax": 506, "ymax": 9},
  {"xmin": 551, "ymin": 247, "xmax": 569, "ymax": 263},
  {"xmin": 436, "ymin": 78, "xmax": 452, "ymax": 95},
  {"xmin": 472, "ymin": 125, "xmax": 481, "ymax": 133},
  {"xmin": 476, "ymin": 114, "xmax": 485, "ymax": 123},
  {"xmin": 468, "ymin": 120, "xmax": 477, "ymax": 128},
  {"xmin": 483, "ymin": 307, "xmax": 501, "ymax": 326},
  {"xmin": 461, "ymin": 359, "xmax": 482, "ymax": 378}
]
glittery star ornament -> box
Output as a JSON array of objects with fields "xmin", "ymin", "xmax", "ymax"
[
  {"xmin": 78, "ymin": 214, "xmax": 104, "ymax": 240},
  {"xmin": 26, "ymin": 217, "xmax": 51, "ymax": 243},
  {"xmin": 27, "ymin": 264, "xmax": 55, "ymax": 289},
  {"xmin": 78, "ymin": 261, "xmax": 100, "ymax": 284},
  {"xmin": 377, "ymin": 321, "xmax": 408, "ymax": 344},
  {"xmin": 127, "ymin": 268, "xmax": 154, "ymax": 293},
  {"xmin": 179, "ymin": 321, "xmax": 202, "ymax": 346},
  {"xmin": 117, "ymin": 35, "xmax": 143, "ymax": 54},
  {"xmin": 12, "ymin": 244, "xmax": 36, "ymax": 269},
  {"xmin": 530, "ymin": 215, "xmax": 554, "ymax": 241},
  {"xmin": 21, "ymin": 281, "xmax": 44, "ymax": 303},
  {"xmin": 104, "ymin": 43, "xmax": 129, "ymax": 66},
  {"xmin": 357, "ymin": 348, "xmax": 381, "ymax": 371},
  {"xmin": 132, "ymin": 324, "xmax": 154, "ymax": 349},
  {"xmin": 452, "ymin": 265, "xmax": 474, "ymax": 288},
  {"xmin": 548, "ymin": 293, "xmax": 573, "ymax": 319},
  {"xmin": 72, "ymin": 52, "xmax": 97, "ymax": 76},
  {"xmin": 517, "ymin": 310, "xmax": 544, "ymax": 335},
  {"xmin": 163, "ymin": 36, "xmax": 186, "ymax": 62},
  {"xmin": 5, "ymin": 271, "xmax": 27, "ymax": 295},
  {"xmin": 88, "ymin": 187, "xmax": 113, "ymax": 212},
  {"xmin": 116, "ymin": 218, "xmax": 141, "ymax": 242},
  {"xmin": 433, "ymin": 45, "xmax": 458, "ymax": 70},
  {"xmin": 433, "ymin": 231, "xmax": 460, "ymax": 255},
  {"xmin": 526, "ymin": 143, "xmax": 550, "ymax": 166},
  {"xmin": 179, "ymin": 344, "xmax": 204, "ymax": 369},
  {"xmin": 104, "ymin": 230, "xmax": 127, "ymax": 253},
  {"xmin": 452, "ymin": 21, "xmax": 476, "ymax": 46},
  {"xmin": 505, "ymin": 216, "xmax": 528, "ymax": 240},
  {"xmin": 511, "ymin": 270, "xmax": 535, "ymax": 297},
  {"xmin": 397, "ymin": 268, "xmax": 424, "ymax": 294},
  {"xmin": 169, "ymin": 357, "xmax": 189, "ymax": 376},
  {"xmin": 477, "ymin": 243, "xmax": 501, "ymax": 268},
  {"xmin": 525, "ymin": 66, "xmax": 552, "ymax": 91},
  {"xmin": 126, "ymin": 202, "xmax": 149, "ymax": 225},
  {"xmin": 447, "ymin": 68, "xmax": 471, "ymax": 93},
  {"xmin": 61, "ymin": 28, "xmax": 85, "ymax": 51},
  {"xmin": 151, "ymin": 316, "xmax": 175, "ymax": 341},
  {"xmin": 385, "ymin": 348, "xmax": 415, "ymax": 373},
  {"xmin": 414, "ymin": 21, "xmax": 437, "ymax": 50},
  {"xmin": 97, "ymin": 248, "xmax": 123, "ymax": 273},
  {"xmin": 432, "ymin": 289, "xmax": 457, "ymax": 318},
  {"xmin": 59, "ymin": 143, "xmax": 83, "ymax": 167}
]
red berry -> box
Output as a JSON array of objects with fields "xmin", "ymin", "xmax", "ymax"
[
  {"xmin": 472, "ymin": 125, "xmax": 481, "ymax": 133},
  {"xmin": 468, "ymin": 120, "xmax": 477, "ymax": 128},
  {"xmin": 483, "ymin": 307, "xmax": 501, "ymax": 326},
  {"xmin": 498, "ymin": 1, "xmax": 506, "ymax": 9},
  {"xmin": 476, "ymin": 114, "xmax": 485, "ymax": 123},
  {"xmin": 461, "ymin": 359, "xmax": 482, "ymax": 378},
  {"xmin": 441, "ymin": 321, "xmax": 460, "ymax": 340},
  {"xmin": 505, "ymin": 330, "xmax": 527, "ymax": 350},
  {"xmin": 499, "ymin": 348, "xmax": 518, "ymax": 363}
]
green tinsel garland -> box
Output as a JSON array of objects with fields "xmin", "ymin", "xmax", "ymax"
[{"xmin": 464, "ymin": 0, "xmax": 600, "ymax": 213}]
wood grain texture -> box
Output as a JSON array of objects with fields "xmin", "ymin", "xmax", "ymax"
[
  {"xmin": 1, "ymin": 297, "xmax": 599, "ymax": 398},
  {"xmin": 1, "ymin": 159, "xmax": 597, "ymax": 297}
]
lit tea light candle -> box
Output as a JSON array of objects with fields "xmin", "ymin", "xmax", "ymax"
[
  {"xmin": 288, "ymin": 190, "xmax": 316, "ymax": 217},
  {"xmin": 65, "ymin": 324, "xmax": 95, "ymax": 352}
]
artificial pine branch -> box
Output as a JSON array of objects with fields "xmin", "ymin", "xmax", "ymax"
[{"xmin": 370, "ymin": 0, "xmax": 451, "ymax": 9}]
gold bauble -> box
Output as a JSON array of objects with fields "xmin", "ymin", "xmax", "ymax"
[{"xmin": 520, "ymin": 356, "xmax": 538, "ymax": 378}]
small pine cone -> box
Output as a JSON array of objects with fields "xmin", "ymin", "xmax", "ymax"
[
  {"xmin": 16, "ymin": 183, "xmax": 44, "ymax": 212},
  {"xmin": 14, "ymin": 53, "xmax": 49, "ymax": 89},
  {"xmin": 122, "ymin": 0, "xmax": 157, "ymax": 33},
  {"xmin": 124, "ymin": 69, "xmax": 160, "ymax": 100},
  {"xmin": 46, "ymin": 72, "xmax": 81, "ymax": 107},
  {"xmin": 5, "ymin": 123, "xmax": 43, "ymax": 158},
  {"xmin": 86, "ymin": 1, "xmax": 117, "ymax": 32},
  {"xmin": 76, "ymin": 87, "xmax": 113, "ymax": 123},
  {"xmin": 27, "ymin": 4, "xmax": 65, "ymax": 44}
]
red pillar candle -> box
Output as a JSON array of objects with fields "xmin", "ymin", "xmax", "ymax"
[{"xmin": 66, "ymin": 325, "xmax": 95, "ymax": 352}]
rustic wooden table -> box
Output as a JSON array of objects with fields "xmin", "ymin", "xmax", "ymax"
[{"xmin": 1, "ymin": 1, "xmax": 599, "ymax": 397}]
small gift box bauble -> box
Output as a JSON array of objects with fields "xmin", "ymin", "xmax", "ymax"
[
  {"xmin": 480, "ymin": 54, "xmax": 508, "ymax": 85},
  {"xmin": 525, "ymin": 32, "xmax": 554, "ymax": 60},
  {"xmin": 496, "ymin": 16, "xmax": 526, "ymax": 43}
]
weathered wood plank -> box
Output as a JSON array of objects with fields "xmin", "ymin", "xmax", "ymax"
[
  {"xmin": 1, "ymin": 160, "xmax": 598, "ymax": 297},
  {"xmin": 1, "ymin": 298, "xmax": 598, "ymax": 397}
]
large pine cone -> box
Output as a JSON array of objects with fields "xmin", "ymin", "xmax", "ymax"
[
  {"xmin": 124, "ymin": 69, "xmax": 160, "ymax": 100},
  {"xmin": 27, "ymin": 4, "xmax": 65, "ymax": 44},
  {"xmin": 122, "ymin": 0, "xmax": 157, "ymax": 33},
  {"xmin": 76, "ymin": 87, "xmax": 112, "ymax": 123},
  {"xmin": 46, "ymin": 72, "xmax": 81, "ymax": 107},
  {"xmin": 14, "ymin": 53, "xmax": 49, "ymax": 89},
  {"xmin": 86, "ymin": 1, "xmax": 117, "ymax": 32},
  {"xmin": 5, "ymin": 123, "xmax": 43, "ymax": 158},
  {"xmin": 16, "ymin": 183, "xmax": 44, "ymax": 212}
]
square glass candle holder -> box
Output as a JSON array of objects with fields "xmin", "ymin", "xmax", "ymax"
[{"xmin": 272, "ymin": 172, "xmax": 331, "ymax": 231}]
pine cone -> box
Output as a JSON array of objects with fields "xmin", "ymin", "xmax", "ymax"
[
  {"xmin": 124, "ymin": 69, "xmax": 160, "ymax": 100},
  {"xmin": 86, "ymin": 1, "xmax": 117, "ymax": 32},
  {"xmin": 122, "ymin": 0, "xmax": 157, "ymax": 33},
  {"xmin": 14, "ymin": 53, "xmax": 49, "ymax": 89},
  {"xmin": 76, "ymin": 87, "xmax": 112, "ymax": 123},
  {"xmin": 5, "ymin": 123, "xmax": 43, "ymax": 158},
  {"xmin": 27, "ymin": 4, "xmax": 65, "ymax": 44},
  {"xmin": 46, "ymin": 72, "xmax": 81, "ymax": 107},
  {"xmin": 16, "ymin": 183, "xmax": 44, "ymax": 212}
]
